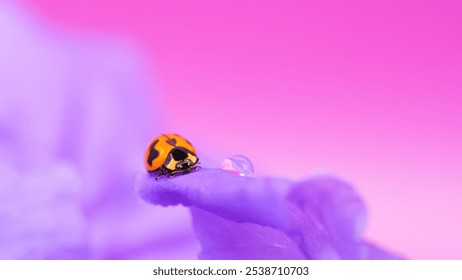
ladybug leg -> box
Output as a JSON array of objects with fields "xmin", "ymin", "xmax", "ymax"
[
  {"xmin": 155, "ymin": 173, "xmax": 165, "ymax": 180},
  {"xmin": 185, "ymin": 159, "xmax": 201, "ymax": 174},
  {"xmin": 155, "ymin": 167, "xmax": 169, "ymax": 180},
  {"xmin": 168, "ymin": 169, "xmax": 182, "ymax": 177},
  {"xmin": 180, "ymin": 163, "xmax": 201, "ymax": 175},
  {"xmin": 190, "ymin": 159, "xmax": 201, "ymax": 172},
  {"xmin": 189, "ymin": 165, "xmax": 201, "ymax": 172}
]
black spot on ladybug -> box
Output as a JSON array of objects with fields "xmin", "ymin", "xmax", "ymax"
[
  {"xmin": 171, "ymin": 148, "xmax": 188, "ymax": 161},
  {"xmin": 166, "ymin": 138, "xmax": 177, "ymax": 146},
  {"xmin": 146, "ymin": 139, "xmax": 159, "ymax": 167}
]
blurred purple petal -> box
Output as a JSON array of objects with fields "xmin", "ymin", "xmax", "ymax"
[
  {"xmin": 0, "ymin": 162, "xmax": 90, "ymax": 259},
  {"xmin": 0, "ymin": 2, "xmax": 198, "ymax": 259}
]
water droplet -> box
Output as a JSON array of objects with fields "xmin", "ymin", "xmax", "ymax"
[{"xmin": 220, "ymin": 154, "xmax": 254, "ymax": 177}]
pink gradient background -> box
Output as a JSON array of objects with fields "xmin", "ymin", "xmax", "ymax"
[{"xmin": 22, "ymin": 0, "xmax": 462, "ymax": 259}]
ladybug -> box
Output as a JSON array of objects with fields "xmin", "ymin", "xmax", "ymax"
[{"xmin": 144, "ymin": 134, "xmax": 200, "ymax": 179}]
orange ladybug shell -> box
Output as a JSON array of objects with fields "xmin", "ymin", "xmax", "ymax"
[{"xmin": 144, "ymin": 134, "xmax": 197, "ymax": 172}]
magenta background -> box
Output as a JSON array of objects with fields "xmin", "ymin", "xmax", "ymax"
[{"xmin": 22, "ymin": 0, "xmax": 462, "ymax": 259}]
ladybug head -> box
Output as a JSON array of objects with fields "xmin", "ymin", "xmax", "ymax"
[
  {"xmin": 172, "ymin": 148, "xmax": 191, "ymax": 169},
  {"xmin": 164, "ymin": 147, "xmax": 198, "ymax": 173}
]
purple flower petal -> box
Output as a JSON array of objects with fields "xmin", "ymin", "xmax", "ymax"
[
  {"xmin": 191, "ymin": 207, "xmax": 305, "ymax": 260},
  {"xmin": 137, "ymin": 168, "xmax": 401, "ymax": 259},
  {"xmin": 136, "ymin": 168, "xmax": 293, "ymax": 229},
  {"xmin": 286, "ymin": 176, "xmax": 400, "ymax": 259},
  {"xmin": 288, "ymin": 176, "xmax": 367, "ymax": 242}
]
